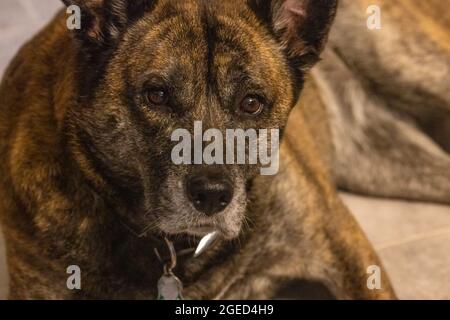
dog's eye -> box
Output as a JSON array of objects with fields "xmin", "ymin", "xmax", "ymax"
[
  {"xmin": 145, "ymin": 88, "xmax": 168, "ymax": 106},
  {"xmin": 239, "ymin": 95, "xmax": 264, "ymax": 116}
]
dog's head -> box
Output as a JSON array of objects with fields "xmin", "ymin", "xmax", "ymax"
[{"xmin": 64, "ymin": 0, "xmax": 337, "ymax": 240}]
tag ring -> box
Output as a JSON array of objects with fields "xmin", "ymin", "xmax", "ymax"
[{"xmin": 154, "ymin": 237, "xmax": 177, "ymax": 275}]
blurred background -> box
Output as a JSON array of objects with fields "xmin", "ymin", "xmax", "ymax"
[{"xmin": 0, "ymin": 0, "xmax": 449, "ymax": 300}]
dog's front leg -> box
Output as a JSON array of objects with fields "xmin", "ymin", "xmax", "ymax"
[
  {"xmin": 293, "ymin": 200, "xmax": 397, "ymax": 300},
  {"xmin": 223, "ymin": 188, "xmax": 397, "ymax": 300},
  {"xmin": 273, "ymin": 147, "xmax": 396, "ymax": 299}
]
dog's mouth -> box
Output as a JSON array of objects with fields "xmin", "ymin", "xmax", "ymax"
[
  {"xmin": 184, "ymin": 224, "xmax": 217, "ymax": 237},
  {"xmin": 169, "ymin": 221, "xmax": 240, "ymax": 240},
  {"xmin": 127, "ymin": 201, "xmax": 244, "ymax": 241}
]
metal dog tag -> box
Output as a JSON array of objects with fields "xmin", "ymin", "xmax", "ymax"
[
  {"xmin": 157, "ymin": 274, "xmax": 183, "ymax": 300},
  {"xmin": 155, "ymin": 238, "xmax": 184, "ymax": 300},
  {"xmin": 154, "ymin": 233, "xmax": 219, "ymax": 299}
]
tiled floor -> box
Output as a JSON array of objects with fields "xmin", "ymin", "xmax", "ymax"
[
  {"xmin": 0, "ymin": 0, "xmax": 449, "ymax": 300},
  {"xmin": 342, "ymin": 194, "xmax": 450, "ymax": 300}
]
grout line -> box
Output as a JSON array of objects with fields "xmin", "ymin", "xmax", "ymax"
[{"xmin": 375, "ymin": 226, "xmax": 450, "ymax": 251}]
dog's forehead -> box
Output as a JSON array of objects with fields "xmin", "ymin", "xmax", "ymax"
[
  {"xmin": 138, "ymin": 0, "xmax": 258, "ymax": 50},
  {"xmin": 121, "ymin": 1, "xmax": 285, "ymax": 81},
  {"xmin": 156, "ymin": 0, "xmax": 247, "ymax": 15}
]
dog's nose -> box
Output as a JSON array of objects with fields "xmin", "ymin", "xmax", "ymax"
[{"xmin": 186, "ymin": 173, "xmax": 234, "ymax": 216}]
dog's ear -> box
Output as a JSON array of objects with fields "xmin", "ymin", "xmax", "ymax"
[
  {"xmin": 61, "ymin": 0, "xmax": 156, "ymax": 47},
  {"xmin": 249, "ymin": 0, "xmax": 338, "ymax": 69}
]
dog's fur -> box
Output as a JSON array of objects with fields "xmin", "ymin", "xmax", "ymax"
[{"xmin": 5, "ymin": 0, "xmax": 442, "ymax": 299}]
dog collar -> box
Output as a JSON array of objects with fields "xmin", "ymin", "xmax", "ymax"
[
  {"xmin": 154, "ymin": 232, "xmax": 219, "ymax": 300},
  {"xmin": 118, "ymin": 218, "xmax": 220, "ymax": 299}
]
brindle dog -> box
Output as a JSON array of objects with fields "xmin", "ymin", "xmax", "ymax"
[{"xmin": 0, "ymin": 0, "xmax": 396, "ymax": 299}]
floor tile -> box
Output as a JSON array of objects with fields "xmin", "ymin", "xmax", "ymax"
[
  {"xmin": 26, "ymin": 0, "xmax": 62, "ymax": 23},
  {"xmin": 378, "ymin": 234, "xmax": 450, "ymax": 300},
  {"xmin": 341, "ymin": 193, "xmax": 450, "ymax": 247},
  {"xmin": 0, "ymin": 0, "xmax": 28, "ymax": 32}
]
